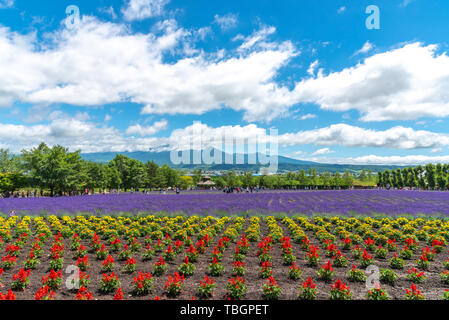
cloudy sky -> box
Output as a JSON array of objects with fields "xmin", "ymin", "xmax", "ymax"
[{"xmin": 1, "ymin": 0, "xmax": 449, "ymax": 165}]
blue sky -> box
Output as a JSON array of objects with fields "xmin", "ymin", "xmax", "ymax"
[{"xmin": 1, "ymin": 0, "xmax": 449, "ymax": 165}]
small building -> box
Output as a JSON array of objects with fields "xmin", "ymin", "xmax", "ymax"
[{"xmin": 197, "ymin": 176, "xmax": 216, "ymax": 189}]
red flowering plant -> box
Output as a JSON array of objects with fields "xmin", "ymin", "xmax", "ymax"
[
  {"xmin": 100, "ymin": 272, "xmax": 120, "ymax": 294},
  {"xmin": 386, "ymin": 239, "xmax": 397, "ymax": 252},
  {"xmin": 306, "ymin": 245, "xmax": 320, "ymax": 266},
  {"xmin": 405, "ymin": 284, "xmax": 425, "ymax": 300},
  {"xmin": 2, "ymin": 255, "xmax": 16, "ymax": 269},
  {"xmin": 22, "ymin": 250, "xmax": 40, "ymax": 270},
  {"xmin": 416, "ymin": 253, "xmax": 430, "ymax": 270},
  {"xmin": 262, "ymin": 276, "xmax": 282, "ymax": 300},
  {"xmin": 90, "ymin": 233, "xmax": 102, "ymax": 251},
  {"xmin": 162, "ymin": 245, "xmax": 176, "ymax": 261},
  {"xmin": 118, "ymin": 244, "xmax": 132, "ymax": 261},
  {"xmin": 333, "ymin": 250, "xmax": 348, "ymax": 267},
  {"xmin": 101, "ymin": 255, "xmax": 115, "ymax": 272},
  {"xmin": 441, "ymin": 271, "xmax": 449, "ymax": 285},
  {"xmin": 209, "ymin": 246, "xmax": 222, "ymax": 262},
  {"xmin": 364, "ymin": 238, "xmax": 376, "ymax": 251},
  {"xmin": 226, "ymin": 276, "xmax": 247, "ymax": 300},
  {"xmin": 197, "ymin": 276, "xmax": 216, "ymax": 299},
  {"xmin": 96, "ymin": 244, "xmax": 109, "ymax": 260},
  {"xmin": 258, "ymin": 248, "xmax": 272, "ymax": 264},
  {"xmin": 73, "ymin": 244, "xmax": 88, "ymax": 259},
  {"xmin": 162, "ymin": 234, "xmax": 172, "ymax": 246},
  {"xmin": 109, "ymin": 237, "xmax": 122, "ymax": 252},
  {"xmin": 75, "ymin": 286, "xmax": 94, "ymax": 300},
  {"xmin": 133, "ymin": 271, "xmax": 154, "ymax": 295},
  {"xmin": 443, "ymin": 289, "xmax": 449, "ymax": 300},
  {"xmin": 5, "ymin": 244, "xmax": 21, "ymax": 257},
  {"xmin": 326, "ymin": 243, "xmax": 338, "ymax": 258},
  {"xmin": 153, "ymin": 256, "xmax": 167, "ymax": 276},
  {"xmin": 407, "ymin": 267, "xmax": 426, "ymax": 283},
  {"xmin": 208, "ymin": 257, "xmax": 225, "ymax": 276},
  {"xmin": 0, "ymin": 289, "xmax": 16, "ymax": 300},
  {"xmin": 35, "ymin": 285, "xmax": 55, "ymax": 301},
  {"xmin": 70, "ymin": 270, "xmax": 90, "ymax": 289},
  {"xmin": 11, "ymin": 268, "xmax": 31, "ymax": 291},
  {"xmin": 259, "ymin": 261, "xmax": 273, "ymax": 279},
  {"xmin": 178, "ymin": 256, "xmax": 196, "ymax": 277},
  {"xmin": 287, "ymin": 261, "xmax": 302, "ymax": 280},
  {"xmin": 49, "ymin": 252, "xmax": 64, "ymax": 271},
  {"xmin": 341, "ymin": 237, "xmax": 352, "ymax": 251},
  {"xmin": 300, "ymin": 237, "xmax": 310, "ymax": 250},
  {"xmin": 431, "ymin": 239, "xmax": 445, "ymax": 253},
  {"xmin": 142, "ymin": 243, "xmax": 155, "ymax": 261},
  {"xmin": 173, "ymin": 239, "xmax": 183, "ymax": 255},
  {"xmin": 76, "ymin": 255, "xmax": 89, "ymax": 272},
  {"xmin": 404, "ymin": 237, "xmax": 419, "ymax": 251},
  {"xmin": 380, "ymin": 268, "xmax": 399, "ymax": 286},
  {"xmin": 128, "ymin": 237, "xmax": 142, "ymax": 253},
  {"xmin": 31, "ymin": 242, "xmax": 43, "ymax": 258},
  {"xmin": 184, "ymin": 245, "xmax": 199, "ymax": 262},
  {"xmin": 297, "ymin": 277, "xmax": 317, "ymax": 300},
  {"xmin": 196, "ymin": 240, "xmax": 206, "ymax": 254},
  {"xmin": 70, "ymin": 234, "xmax": 81, "ymax": 251},
  {"xmin": 366, "ymin": 282, "xmax": 390, "ymax": 300},
  {"xmin": 316, "ymin": 260, "xmax": 334, "ymax": 282},
  {"xmin": 421, "ymin": 246, "xmax": 436, "ymax": 262},
  {"xmin": 351, "ymin": 245, "xmax": 363, "ymax": 259},
  {"xmin": 42, "ymin": 269, "xmax": 63, "ymax": 290},
  {"xmin": 360, "ymin": 249, "xmax": 375, "ymax": 268},
  {"xmin": 281, "ymin": 245, "xmax": 296, "ymax": 266},
  {"xmin": 123, "ymin": 257, "xmax": 137, "ymax": 273},
  {"xmin": 0, "ymin": 267, "xmax": 3, "ymax": 285},
  {"xmin": 348, "ymin": 264, "xmax": 367, "ymax": 283},
  {"xmin": 232, "ymin": 260, "xmax": 246, "ymax": 276},
  {"xmin": 329, "ymin": 279, "xmax": 352, "ymax": 300},
  {"xmin": 165, "ymin": 272, "xmax": 185, "ymax": 297},
  {"xmin": 114, "ymin": 288, "xmax": 124, "ymax": 300},
  {"xmin": 50, "ymin": 243, "xmax": 65, "ymax": 260},
  {"xmin": 154, "ymin": 239, "xmax": 165, "ymax": 253},
  {"xmin": 399, "ymin": 245, "xmax": 413, "ymax": 260},
  {"xmin": 237, "ymin": 235, "xmax": 250, "ymax": 254},
  {"xmin": 375, "ymin": 245, "xmax": 388, "ymax": 259},
  {"xmin": 389, "ymin": 253, "xmax": 404, "ymax": 269},
  {"xmin": 233, "ymin": 247, "xmax": 245, "ymax": 263}
]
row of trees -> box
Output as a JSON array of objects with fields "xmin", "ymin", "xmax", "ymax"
[
  {"xmin": 377, "ymin": 164, "xmax": 449, "ymax": 190},
  {"xmin": 3, "ymin": 142, "xmax": 448, "ymax": 196},
  {"xmin": 0, "ymin": 143, "xmax": 359, "ymax": 196}
]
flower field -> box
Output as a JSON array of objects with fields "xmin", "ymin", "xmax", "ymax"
[
  {"xmin": 2, "ymin": 190, "xmax": 449, "ymax": 216},
  {"xmin": 1, "ymin": 214, "xmax": 449, "ymax": 300}
]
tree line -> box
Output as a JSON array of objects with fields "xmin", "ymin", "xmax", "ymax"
[
  {"xmin": 2, "ymin": 142, "xmax": 447, "ymax": 197},
  {"xmin": 377, "ymin": 164, "xmax": 449, "ymax": 190}
]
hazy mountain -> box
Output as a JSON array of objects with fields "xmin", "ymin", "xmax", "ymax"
[{"xmin": 81, "ymin": 150, "xmax": 405, "ymax": 173}]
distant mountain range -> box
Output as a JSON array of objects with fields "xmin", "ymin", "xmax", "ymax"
[{"xmin": 81, "ymin": 150, "xmax": 405, "ymax": 173}]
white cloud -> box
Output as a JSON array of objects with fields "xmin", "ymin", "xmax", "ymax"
[
  {"xmin": 0, "ymin": 0, "xmax": 13, "ymax": 9},
  {"xmin": 126, "ymin": 119, "xmax": 168, "ymax": 136},
  {"xmin": 99, "ymin": 6, "xmax": 118, "ymax": 20},
  {"xmin": 400, "ymin": 0, "xmax": 413, "ymax": 8},
  {"xmin": 311, "ymin": 148, "xmax": 333, "ymax": 156},
  {"xmin": 300, "ymin": 113, "xmax": 316, "ymax": 120},
  {"xmin": 122, "ymin": 0, "xmax": 169, "ymax": 21},
  {"xmin": 312, "ymin": 154, "xmax": 449, "ymax": 166},
  {"xmin": 278, "ymin": 123, "xmax": 449, "ymax": 149},
  {"xmin": 353, "ymin": 41, "xmax": 374, "ymax": 56},
  {"xmin": 213, "ymin": 13, "xmax": 238, "ymax": 31},
  {"xmin": 104, "ymin": 114, "xmax": 112, "ymax": 122},
  {"xmin": 293, "ymin": 43, "xmax": 449, "ymax": 121},
  {"xmin": 0, "ymin": 18, "xmax": 297, "ymax": 123},
  {"xmin": 337, "ymin": 6, "xmax": 346, "ymax": 14},
  {"xmin": 307, "ymin": 60, "xmax": 319, "ymax": 76}
]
